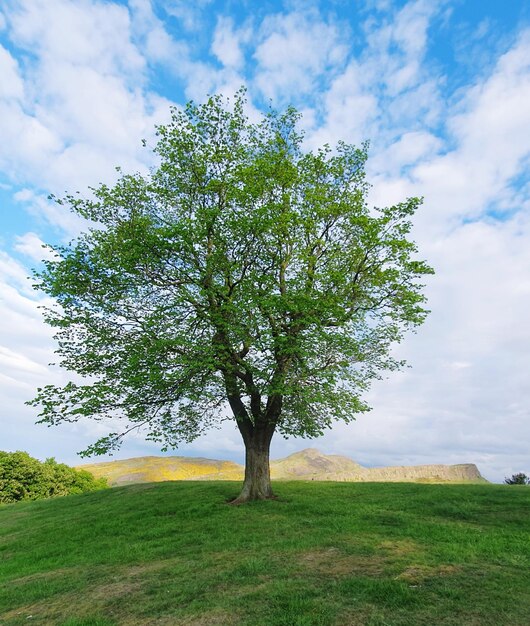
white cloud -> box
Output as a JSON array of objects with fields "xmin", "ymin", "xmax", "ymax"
[
  {"xmin": 306, "ymin": 61, "xmax": 378, "ymax": 148},
  {"xmin": 129, "ymin": 0, "xmax": 189, "ymax": 67},
  {"xmin": 363, "ymin": 0, "xmax": 440, "ymax": 95},
  {"xmin": 360, "ymin": 28, "xmax": 530, "ymax": 240},
  {"xmin": 0, "ymin": 97, "xmax": 63, "ymax": 184},
  {"xmin": 409, "ymin": 29, "xmax": 530, "ymax": 236},
  {"xmin": 161, "ymin": 0, "xmax": 213, "ymax": 32},
  {"xmin": 254, "ymin": 10, "xmax": 348, "ymax": 101},
  {"xmin": 14, "ymin": 232, "xmax": 56, "ymax": 262},
  {"xmin": 449, "ymin": 361, "xmax": 472, "ymax": 370},
  {"xmin": 211, "ymin": 16, "xmax": 251, "ymax": 69},
  {"xmin": 128, "ymin": 1, "xmax": 248, "ymax": 106},
  {"xmin": 0, "ymin": 45, "xmax": 23, "ymax": 99},
  {"xmin": 14, "ymin": 190, "xmax": 87, "ymax": 239},
  {"xmin": 305, "ymin": 1, "xmax": 444, "ymax": 151},
  {"xmin": 0, "ymin": 345, "xmax": 49, "ymax": 377},
  {"xmin": 0, "ymin": 0, "xmax": 172, "ymax": 195},
  {"xmin": 369, "ymin": 131, "xmax": 442, "ymax": 178},
  {"xmin": 6, "ymin": 0, "xmax": 144, "ymax": 77}
]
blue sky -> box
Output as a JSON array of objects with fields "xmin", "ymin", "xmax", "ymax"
[{"xmin": 1, "ymin": 0, "xmax": 529, "ymax": 482}]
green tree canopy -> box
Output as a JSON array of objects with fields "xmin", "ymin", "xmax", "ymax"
[
  {"xmin": 29, "ymin": 92, "xmax": 433, "ymax": 502},
  {"xmin": 0, "ymin": 451, "xmax": 107, "ymax": 503}
]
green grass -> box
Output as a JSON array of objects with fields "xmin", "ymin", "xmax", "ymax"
[{"xmin": 1, "ymin": 482, "xmax": 529, "ymax": 625}]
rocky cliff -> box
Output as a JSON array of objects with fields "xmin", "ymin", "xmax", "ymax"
[{"xmin": 271, "ymin": 449, "xmax": 486, "ymax": 483}]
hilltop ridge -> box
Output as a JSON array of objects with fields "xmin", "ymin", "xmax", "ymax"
[{"xmin": 78, "ymin": 448, "xmax": 487, "ymax": 486}]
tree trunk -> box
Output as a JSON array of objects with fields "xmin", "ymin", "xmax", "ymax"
[{"xmin": 231, "ymin": 424, "xmax": 275, "ymax": 504}]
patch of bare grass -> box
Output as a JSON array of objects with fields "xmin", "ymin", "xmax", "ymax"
[
  {"xmin": 396, "ymin": 563, "xmax": 460, "ymax": 584},
  {"xmin": 298, "ymin": 547, "xmax": 386, "ymax": 577},
  {"xmin": 0, "ymin": 559, "xmax": 186, "ymax": 624},
  {"xmin": 378, "ymin": 539, "xmax": 421, "ymax": 557}
]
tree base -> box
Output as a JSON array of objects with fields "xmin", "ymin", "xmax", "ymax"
[
  {"xmin": 229, "ymin": 436, "xmax": 275, "ymax": 504},
  {"xmin": 228, "ymin": 492, "xmax": 278, "ymax": 505},
  {"xmin": 228, "ymin": 476, "xmax": 276, "ymax": 505}
]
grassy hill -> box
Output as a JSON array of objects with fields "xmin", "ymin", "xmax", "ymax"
[
  {"xmin": 79, "ymin": 448, "xmax": 487, "ymax": 486},
  {"xmin": 77, "ymin": 455, "xmax": 244, "ymax": 485},
  {"xmin": 1, "ymin": 482, "xmax": 529, "ymax": 625}
]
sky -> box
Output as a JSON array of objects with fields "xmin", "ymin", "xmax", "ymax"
[{"xmin": 1, "ymin": 0, "xmax": 529, "ymax": 483}]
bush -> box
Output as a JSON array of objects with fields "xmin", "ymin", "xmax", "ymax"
[
  {"xmin": 0, "ymin": 451, "xmax": 108, "ymax": 503},
  {"xmin": 504, "ymin": 473, "xmax": 530, "ymax": 485}
]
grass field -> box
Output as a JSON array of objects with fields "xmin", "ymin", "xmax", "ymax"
[{"xmin": 1, "ymin": 481, "xmax": 529, "ymax": 625}]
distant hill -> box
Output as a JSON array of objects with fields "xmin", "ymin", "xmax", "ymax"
[
  {"xmin": 77, "ymin": 455, "xmax": 243, "ymax": 486},
  {"xmin": 271, "ymin": 448, "xmax": 364, "ymax": 480},
  {"xmin": 78, "ymin": 448, "xmax": 487, "ymax": 486},
  {"xmin": 271, "ymin": 449, "xmax": 486, "ymax": 483}
]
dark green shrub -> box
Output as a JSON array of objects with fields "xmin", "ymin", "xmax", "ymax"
[
  {"xmin": 0, "ymin": 451, "xmax": 108, "ymax": 503},
  {"xmin": 504, "ymin": 473, "xmax": 530, "ymax": 485}
]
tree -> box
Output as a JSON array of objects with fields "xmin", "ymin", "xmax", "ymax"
[
  {"xmin": 29, "ymin": 92, "xmax": 433, "ymax": 503},
  {"xmin": 504, "ymin": 473, "xmax": 530, "ymax": 485},
  {"xmin": 0, "ymin": 451, "xmax": 107, "ymax": 503}
]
